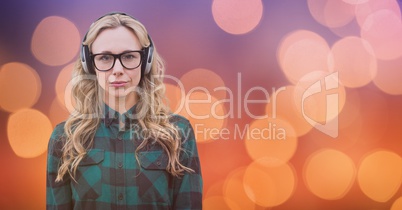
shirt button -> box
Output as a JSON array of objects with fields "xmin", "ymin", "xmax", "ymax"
[
  {"xmin": 118, "ymin": 193, "xmax": 123, "ymax": 200},
  {"xmin": 156, "ymin": 161, "xmax": 161, "ymax": 166},
  {"xmin": 118, "ymin": 162, "xmax": 123, "ymax": 168}
]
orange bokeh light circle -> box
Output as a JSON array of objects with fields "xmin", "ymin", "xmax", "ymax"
[
  {"xmin": 304, "ymin": 149, "xmax": 356, "ymax": 200},
  {"xmin": 212, "ymin": 0, "xmax": 263, "ymax": 35},
  {"xmin": 243, "ymin": 160, "xmax": 296, "ymax": 207},
  {"xmin": 358, "ymin": 150, "xmax": 402, "ymax": 202},
  {"xmin": 0, "ymin": 62, "xmax": 41, "ymax": 113},
  {"xmin": 245, "ymin": 117, "xmax": 298, "ymax": 167},
  {"xmin": 391, "ymin": 197, "xmax": 402, "ymax": 210},
  {"xmin": 203, "ymin": 196, "xmax": 241, "ymax": 210},
  {"xmin": 223, "ymin": 167, "xmax": 259, "ymax": 209},
  {"xmin": 7, "ymin": 109, "xmax": 53, "ymax": 158},
  {"xmin": 31, "ymin": 16, "xmax": 80, "ymax": 66}
]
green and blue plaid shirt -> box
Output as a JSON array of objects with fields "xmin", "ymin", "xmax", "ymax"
[{"xmin": 46, "ymin": 105, "xmax": 203, "ymax": 210}]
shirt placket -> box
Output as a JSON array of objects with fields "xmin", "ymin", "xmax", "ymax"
[{"xmin": 115, "ymin": 129, "xmax": 126, "ymax": 209}]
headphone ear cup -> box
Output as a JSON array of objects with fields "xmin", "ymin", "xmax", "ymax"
[
  {"xmin": 80, "ymin": 44, "xmax": 94, "ymax": 74},
  {"xmin": 143, "ymin": 36, "xmax": 154, "ymax": 75}
]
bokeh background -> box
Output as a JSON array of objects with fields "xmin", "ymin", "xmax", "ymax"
[{"xmin": 1, "ymin": 0, "xmax": 402, "ymax": 209}]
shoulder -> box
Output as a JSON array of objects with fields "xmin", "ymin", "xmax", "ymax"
[
  {"xmin": 169, "ymin": 115, "xmax": 200, "ymax": 165},
  {"xmin": 50, "ymin": 121, "xmax": 66, "ymax": 140},
  {"xmin": 48, "ymin": 121, "xmax": 66, "ymax": 156},
  {"xmin": 169, "ymin": 114, "xmax": 196, "ymax": 144},
  {"xmin": 169, "ymin": 114, "xmax": 191, "ymax": 128}
]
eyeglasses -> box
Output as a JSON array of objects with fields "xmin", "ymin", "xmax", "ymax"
[{"xmin": 91, "ymin": 50, "xmax": 144, "ymax": 71}]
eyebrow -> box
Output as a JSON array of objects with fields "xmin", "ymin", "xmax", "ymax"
[{"xmin": 92, "ymin": 49, "xmax": 142, "ymax": 54}]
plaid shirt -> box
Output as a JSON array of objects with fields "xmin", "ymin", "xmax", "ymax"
[{"xmin": 46, "ymin": 105, "xmax": 203, "ymax": 210}]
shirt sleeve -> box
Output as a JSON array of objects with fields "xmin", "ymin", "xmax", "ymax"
[
  {"xmin": 172, "ymin": 119, "xmax": 203, "ymax": 210},
  {"xmin": 46, "ymin": 123, "xmax": 73, "ymax": 210}
]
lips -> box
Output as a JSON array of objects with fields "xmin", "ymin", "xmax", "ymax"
[{"xmin": 110, "ymin": 81, "xmax": 128, "ymax": 87}]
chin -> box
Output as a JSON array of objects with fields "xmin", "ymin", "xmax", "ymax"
[
  {"xmin": 107, "ymin": 91, "xmax": 128, "ymax": 98},
  {"xmin": 107, "ymin": 88, "xmax": 139, "ymax": 99}
]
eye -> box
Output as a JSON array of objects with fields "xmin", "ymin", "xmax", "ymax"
[
  {"xmin": 122, "ymin": 52, "xmax": 140, "ymax": 60},
  {"xmin": 122, "ymin": 54, "xmax": 134, "ymax": 60},
  {"xmin": 96, "ymin": 54, "xmax": 113, "ymax": 62}
]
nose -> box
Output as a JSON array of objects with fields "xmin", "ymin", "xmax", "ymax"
[{"xmin": 112, "ymin": 58, "xmax": 124, "ymax": 75}]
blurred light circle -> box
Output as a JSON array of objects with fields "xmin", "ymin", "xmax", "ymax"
[
  {"xmin": 179, "ymin": 68, "xmax": 226, "ymax": 101},
  {"xmin": 342, "ymin": 0, "xmax": 368, "ymax": 4},
  {"xmin": 277, "ymin": 30, "xmax": 333, "ymax": 84},
  {"xmin": 243, "ymin": 161, "xmax": 296, "ymax": 207},
  {"xmin": 340, "ymin": 89, "xmax": 389, "ymax": 147},
  {"xmin": 55, "ymin": 63, "xmax": 74, "ymax": 109},
  {"xmin": 212, "ymin": 0, "xmax": 263, "ymax": 34},
  {"xmin": 301, "ymin": 87, "xmax": 363, "ymax": 151},
  {"xmin": 331, "ymin": 36, "xmax": 377, "ymax": 88},
  {"xmin": 245, "ymin": 117, "xmax": 297, "ymax": 167},
  {"xmin": 338, "ymin": 88, "xmax": 361, "ymax": 130},
  {"xmin": 7, "ymin": 109, "xmax": 53, "ymax": 158},
  {"xmin": 304, "ymin": 149, "xmax": 356, "ymax": 200},
  {"xmin": 0, "ymin": 62, "xmax": 41, "ymax": 113},
  {"xmin": 265, "ymin": 85, "xmax": 314, "ymax": 137},
  {"xmin": 355, "ymin": 0, "xmax": 401, "ymax": 27},
  {"xmin": 358, "ymin": 150, "xmax": 402, "ymax": 202},
  {"xmin": 294, "ymin": 71, "xmax": 346, "ymax": 128},
  {"xmin": 360, "ymin": 10, "xmax": 402, "ymax": 60},
  {"xmin": 48, "ymin": 98, "xmax": 70, "ymax": 127},
  {"xmin": 391, "ymin": 197, "xmax": 402, "ymax": 210},
  {"xmin": 178, "ymin": 91, "xmax": 226, "ymax": 143},
  {"xmin": 205, "ymin": 180, "xmax": 226, "ymax": 198},
  {"xmin": 164, "ymin": 83, "xmax": 185, "ymax": 114},
  {"xmin": 223, "ymin": 167, "xmax": 258, "ymax": 209},
  {"xmin": 328, "ymin": 19, "xmax": 362, "ymax": 38},
  {"xmin": 203, "ymin": 196, "xmax": 241, "ymax": 210},
  {"xmin": 31, "ymin": 16, "xmax": 80, "ymax": 66},
  {"xmin": 373, "ymin": 57, "xmax": 402, "ymax": 95},
  {"xmin": 308, "ymin": 0, "xmax": 356, "ymax": 28}
]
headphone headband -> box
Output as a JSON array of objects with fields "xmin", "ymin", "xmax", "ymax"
[{"xmin": 80, "ymin": 12, "xmax": 154, "ymax": 76}]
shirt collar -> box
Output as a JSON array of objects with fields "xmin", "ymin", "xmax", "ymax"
[{"xmin": 102, "ymin": 103, "xmax": 138, "ymax": 128}]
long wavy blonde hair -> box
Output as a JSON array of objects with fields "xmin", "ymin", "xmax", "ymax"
[{"xmin": 56, "ymin": 13, "xmax": 193, "ymax": 182}]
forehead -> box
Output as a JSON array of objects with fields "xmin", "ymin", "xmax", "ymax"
[{"xmin": 91, "ymin": 26, "xmax": 141, "ymax": 53}]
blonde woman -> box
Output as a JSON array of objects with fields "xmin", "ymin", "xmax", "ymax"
[{"xmin": 46, "ymin": 12, "xmax": 202, "ymax": 210}]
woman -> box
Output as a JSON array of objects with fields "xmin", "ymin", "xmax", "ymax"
[{"xmin": 46, "ymin": 12, "xmax": 202, "ymax": 210}]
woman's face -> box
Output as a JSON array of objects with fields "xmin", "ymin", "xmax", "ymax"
[{"xmin": 91, "ymin": 26, "xmax": 142, "ymax": 101}]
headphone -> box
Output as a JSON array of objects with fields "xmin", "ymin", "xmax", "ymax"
[{"xmin": 80, "ymin": 12, "xmax": 154, "ymax": 76}]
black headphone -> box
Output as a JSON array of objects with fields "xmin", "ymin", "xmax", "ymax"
[{"xmin": 80, "ymin": 12, "xmax": 154, "ymax": 76}]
